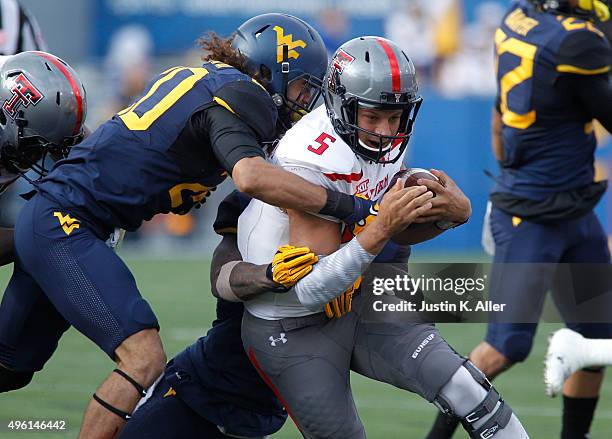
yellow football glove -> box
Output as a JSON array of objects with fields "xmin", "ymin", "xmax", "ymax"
[
  {"xmin": 267, "ymin": 245, "xmax": 319, "ymax": 289},
  {"xmin": 324, "ymin": 276, "xmax": 363, "ymax": 319},
  {"xmin": 578, "ymin": 0, "xmax": 611, "ymax": 21}
]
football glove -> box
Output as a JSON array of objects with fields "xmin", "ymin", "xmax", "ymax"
[
  {"xmin": 324, "ymin": 276, "xmax": 363, "ymax": 319},
  {"xmin": 266, "ymin": 245, "xmax": 319, "ymax": 289},
  {"xmin": 578, "ymin": 0, "xmax": 610, "ymax": 21}
]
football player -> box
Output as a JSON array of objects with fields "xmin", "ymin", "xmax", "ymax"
[
  {"xmin": 238, "ymin": 37, "xmax": 527, "ymax": 438},
  {"xmin": 0, "ymin": 13, "xmax": 381, "ymax": 439},
  {"xmin": 116, "ymin": 15, "xmax": 329, "ymax": 438},
  {"xmin": 0, "ymin": 50, "xmax": 85, "ymax": 266},
  {"xmin": 118, "ymin": 20, "xmax": 427, "ymax": 439},
  {"xmin": 426, "ymin": 1, "xmax": 612, "ymax": 438}
]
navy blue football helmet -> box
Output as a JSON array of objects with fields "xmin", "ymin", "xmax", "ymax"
[
  {"xmin": 233, "ymin": 13, "xmax": 328, "ymax": 129},
  {"xmin": 531, "ymin": 0, "xmax": 610, "ymax": 21}
]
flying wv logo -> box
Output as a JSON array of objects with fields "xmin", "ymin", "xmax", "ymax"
[
  {"xmin": 273, "ymin": 26, "xmax": 306, "ymax": 63},
  {"xmin": 53, "ymin": 212, "xmax": 80, "ymax": 236}
]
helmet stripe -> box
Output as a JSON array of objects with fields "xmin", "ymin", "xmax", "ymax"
[
  {"xmin": 32, "ymin": 51, "xmax": 84, "ymax": 136},
  {"xmin": 375, "ymin": 37, "xmax": 401, "ymax": 92}
]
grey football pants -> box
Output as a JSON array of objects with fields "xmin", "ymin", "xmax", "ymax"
[{"xmin": 241, "ymin": 293, "xmax": 464, "ymax": 439}]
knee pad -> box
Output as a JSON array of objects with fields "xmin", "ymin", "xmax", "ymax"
[
  {"xmin": 0, "ymin": 365, "xmax": 34, "ymax": 392},
  {"xmin": 434, "ymin": 361, "xmax": 515, "ymax": 438}
]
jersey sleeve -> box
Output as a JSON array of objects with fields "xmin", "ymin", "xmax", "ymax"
[
  {"xmin": 557, "ymin": 29, "xmax": 612, "ymax": 76},
  {"xmin": 213, "ymin": 190, "xmax": 253, "ymax": 235},
  {"xmin": 213, "ymin": 79, "xmax": 278, "ymax": 143}
]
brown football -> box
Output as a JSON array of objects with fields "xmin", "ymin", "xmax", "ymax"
[
  {"xmin": 390, "ymin": 168, "xmax": 439, "ymax": 245},
  {"xmin": 400, "ymin": 168, "xmax": 439, "ymax": 187}
]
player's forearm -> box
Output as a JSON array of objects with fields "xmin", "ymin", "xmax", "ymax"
[
  {"xmin": 0, "ymin": 227, "xmax": 14, "ymax": 266},
  {"xmin": 215, "ymin": 261, "xmax": 278, "ymax": 301},
  {"xmin": 211, "ymin": 234, "xmax": 276, "ymax": 301},
  {"xmin": 232, "ymin": 157, "xmax": 358, "ymax": 221},
  {"xmin": 233, "ymin": 157, "xmax": 326, "ymax": 210}
]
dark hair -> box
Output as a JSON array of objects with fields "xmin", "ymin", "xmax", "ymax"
[{"xmin": 197, "ymin": 32, "xmax": 270, "ymax": 87}]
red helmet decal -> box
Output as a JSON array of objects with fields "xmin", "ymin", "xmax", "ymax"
[
  {"xmin": 332, "ymin": 49, "xmax": 355, "ymax": 74},
  {"xmin": 328, "ymin": 49, "xmax": 355, "ymax": 92},
  {"xmin": 2, "ymin": 73, "xmax": 44, "ymax": 119}
]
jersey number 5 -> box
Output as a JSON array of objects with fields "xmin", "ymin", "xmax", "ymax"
[
  {"xmin": 308, "ymin": 133, "xmax": 336, "ymax": 155},
  {"xmin": 495, "ymin": 29, "xmax": 537, "ymax": 130}
]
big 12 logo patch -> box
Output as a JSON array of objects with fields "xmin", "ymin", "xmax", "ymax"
[{"xmin": 3, "ymin": 72, "xmax": 44, "ymax": 119}]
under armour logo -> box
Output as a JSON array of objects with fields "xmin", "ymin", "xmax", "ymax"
[
  {"xmin": 273, "ymin": 26, "xmax": 306, "ymax": 63},
  {"xmin": 269, "ymin": 333, "xmax": 287, "ymax": 347},
  {"xmin": 53, "ymin": 211, "xmax": 80, "ymax": 235},
  {"xmin": 480, "ymin": 425, "xmax": 499, "ymax": 439}
]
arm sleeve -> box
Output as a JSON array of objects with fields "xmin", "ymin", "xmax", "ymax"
[
  {"xmin": 557, "ymin": 30, "xmax": 612, "ymax": 75},
  {"xmin": 202, "ymin": 105, "xmax": 266, "ymax": 174},
  {"xmin": 293, "ymin": 237, "xmax": 376, "ymax": 311},
  {"xmin": 212, "ymin": 190, "xmax": 252, "ymax": 236}
]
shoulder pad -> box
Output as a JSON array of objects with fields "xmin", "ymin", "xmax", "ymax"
[
  {"xmin": 213, "ymin": 190, "xmax": 252, "ymax": 235},
  {"xmin": 557, "ymin": 28, "xmax": 612, "ymax": 75},
  {"xmin": 214, "ymin": 80, "xmax": 278, "ymax": 142},
  {"xmin": 273, "ymin": 107, "xmax": 361, "ymax": 180}
]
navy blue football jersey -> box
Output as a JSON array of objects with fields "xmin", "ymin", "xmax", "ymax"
[
  {"xmin": 38, "ymin": 62, "xmax": 277, "ymax": 234},
  {"xmin": 494, "ymin": 0, "xmax": 612, "ymax": 200}
]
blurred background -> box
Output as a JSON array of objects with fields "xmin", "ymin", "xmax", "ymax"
[{"xmin": 1, "ymin": 0, "xmax": 609, "ymax": 258}]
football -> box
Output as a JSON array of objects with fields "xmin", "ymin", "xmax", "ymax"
[
  {"xmin": 396, "ymin": 167, "xmax": 439, "ymax": 188},
  {"xmin": 389, "ymin": 168, "xmax": 439, "ymax": 245}
]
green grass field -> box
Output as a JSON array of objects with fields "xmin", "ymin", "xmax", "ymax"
[{"xmin": 1, "ymin": 259, "xmax": 611, "ymax": 438}]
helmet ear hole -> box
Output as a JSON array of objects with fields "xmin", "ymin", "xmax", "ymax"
[{"xmin": 0, "ymin": 110, "xmax": 6, "ymax": 126}]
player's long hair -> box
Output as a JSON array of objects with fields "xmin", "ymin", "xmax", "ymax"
[{"xmin": 197, "ymin": 32, "xmax": 270, "ymax": 88}]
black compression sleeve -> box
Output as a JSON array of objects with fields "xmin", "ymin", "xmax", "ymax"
[
  {"xmin": 203, "ymin": 105, "xmax": 266, "ymax": 174},
  {"xmin": 212, "ymin": 190, "xmax": 252, "ymax": 235},
  {"xmin": 560, "ymin": 73, "xmax": 612, "ymax": 133}
]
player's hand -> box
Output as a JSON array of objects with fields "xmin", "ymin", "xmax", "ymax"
[
  {"xmin": 374, "ymin": 179, "xmax": 434, "ymax": 237},
  {"xmin": 411, "ymin": 169, "xmax": 471, "ymax": 224},
  {"xmin": 266, "ymin": 245, "xmax": 319, "ymax": 289},
  {"xmin": 325, "ymin": 276, "xmax": 362, "ymax": 318}
]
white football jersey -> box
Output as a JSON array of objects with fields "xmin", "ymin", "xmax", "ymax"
[{"xmin": 238, "ymin": 105, "xmax": 406, "ymax": 320}]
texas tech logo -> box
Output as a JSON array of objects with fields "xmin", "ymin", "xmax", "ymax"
[
  {"xmin": 331, "ymin": 49, "xmax": 355, "ymax": 74},
  {"xmin": 2, "ymin": 72, "xmax": 44, "ymax": 119},
  {"xmin": 328, "ymin": 49, "xmax": 355, "ymax": 92}
]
